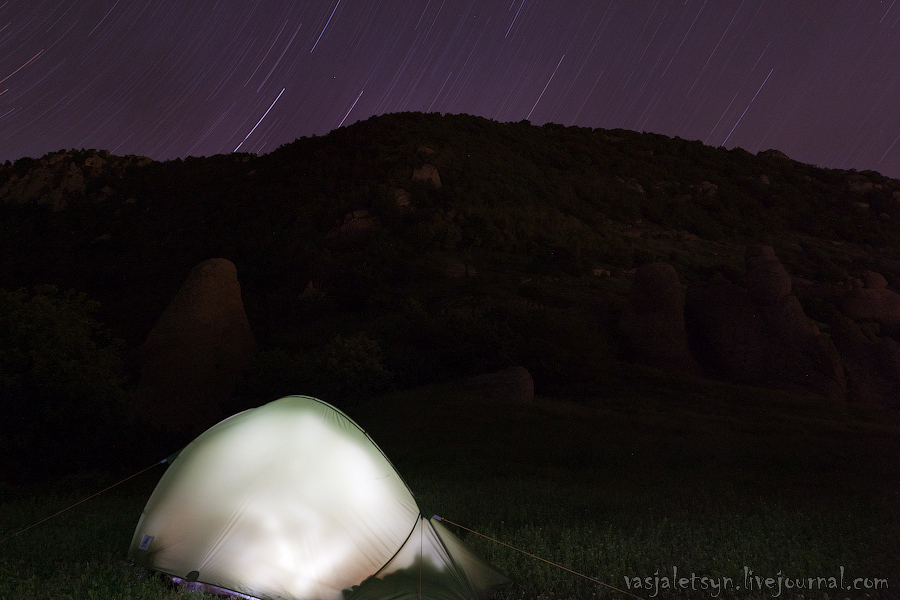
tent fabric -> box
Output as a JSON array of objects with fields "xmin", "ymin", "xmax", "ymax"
[
  {"xmin": 345, "ymin": 516, "xmax": 508, "ymax": 600},
  {"xmin": 128, "ymin": 395, "xmax": 507, "ymax": 600}
]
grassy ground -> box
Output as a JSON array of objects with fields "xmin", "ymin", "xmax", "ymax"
[{"xmin": 1, "ymin": 370, "xmax": 898, "ymax": 599}]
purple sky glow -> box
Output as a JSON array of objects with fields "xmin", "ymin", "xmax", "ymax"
[{"xmin": 2, "ymin": 1, "xmax": 900, "ymax": 177}]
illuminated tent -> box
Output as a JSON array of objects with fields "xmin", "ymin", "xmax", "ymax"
[{"xmin": 128, "ymin": 395, "xmax": 508, "ymax": 600}]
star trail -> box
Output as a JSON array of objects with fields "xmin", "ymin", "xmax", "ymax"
[{"xmin": 2, "ymin": 1, "xmax": 900, "ymax": 177}]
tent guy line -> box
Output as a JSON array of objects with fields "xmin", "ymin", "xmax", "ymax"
[
  {"xmin": 438, "ymin": 516, "xmax": 648, "ymax": 600},
  {"xmin": 0, "ymin": 460, "xmax": 167, "ymax": 546},
  {"xmin": 3, "ymin": 477, "xmax": 644, "ymax": 600},
  {"xmin": 128, "ymin": 396, "xmax": 508, "ymax": 599},
  {"xmin": 2, "ymin": 396, "xmax": 640, "ymax": 600}
]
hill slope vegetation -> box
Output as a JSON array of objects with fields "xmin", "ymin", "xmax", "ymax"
[{"xmin": 1, "ymin": 112, "xmax": 900, "ymax": 475}]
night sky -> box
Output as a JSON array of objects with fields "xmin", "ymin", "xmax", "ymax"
[{"xmin": 3, "ymin": 1, "xmax": 900, "ymax": 177}]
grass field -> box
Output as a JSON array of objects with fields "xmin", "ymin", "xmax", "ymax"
[{"xmin": 1, "ymin": 368, "xmax": 898, "ymax": 599}]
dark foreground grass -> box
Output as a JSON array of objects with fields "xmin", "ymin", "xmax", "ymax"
[{"xmin": 2, "ymin": 372, "xmax": 898, "ymax": 599}]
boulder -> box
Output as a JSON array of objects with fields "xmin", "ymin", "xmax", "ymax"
[
  {"xmin": 392, "ymin": 187, "xmax": 411, "ymax": 208},
  {"xmin": 133, "ymin": 258, "xmax": 257, "ymax": 437},
  {"xmin": 619, "ymin": 262, "xmax": 700, "ymax": 374},
  {"xmin": 695, "ymin": 181, "xmax": 718, "ymax": 197},
  {"xmin": 83, "ymin": 153, "xmax": 107, "ymax": 176},
  {"xmin": 327, "ymin": 209, "xmax": 378, "ymax": 241},
  {"xmin": 860, "ymin": 270, "xmax": 887, "ymax": 289},
  {"xmin": 840, "ymin": 271, "xmax": 900, "ymax": 326},
  {"xmin": 446, "ymin": 259, "xmax": 476, "ymax": 278},
  {"xmin": 831, "ymin": 318, "xmax": 900, "ymax": 407},
  {"xmin": 0, "ymin": 151, "xmax": 151, "ymax": 210},
  {"xmin": 465, "ymin": 366, "xmax": 534, "ymax": 402},
  {"xmin": 412, "ymin": 164, "xmax": 441, "ymax": 188},
  {"xmin": 758, "ymin": 149, "xmax": 791, "ymax": 160},
  {"xmin": 685, "ymin": 249, "xmax": 846, "ymax": 402},
  {"xmin": 744, "ymin": 245, "xmax": 792, "ymax": 305},
  {"xmin": 686, "ymin": 276, "xmax": 764, "ymax": 377}
]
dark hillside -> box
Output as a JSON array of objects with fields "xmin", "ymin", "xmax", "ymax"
[{"xmin": 2, "ymin": 112, "xmax": 900, "ymax": 476}]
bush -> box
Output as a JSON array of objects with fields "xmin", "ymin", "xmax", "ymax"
[
  {"xmin": 0, "ymin": 286, "xmax": 128, "ymax": 480},
  {"xmin": 236, "ymin": 333, "xmax": 392, "ymax": 411},
  {"xmin": 322, "ymin": 333, "xmax": 393, "ymax": 401}
]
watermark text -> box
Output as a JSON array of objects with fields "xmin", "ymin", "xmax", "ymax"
[{"xmin": 622, "ymin": 566, "xmax": 889, "ymax": 598}]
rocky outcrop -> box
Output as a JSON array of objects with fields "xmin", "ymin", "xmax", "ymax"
[
  {"xmin": 327, "ymin": 209, "xmax": 378, "ymax": 241},
  {"xmin": 0, "ymin": 157, "xmax": 84, "ymax": 211},
  {"xmin": 622, "ymin": 252, "xmax": 900, "ymax": 406},
  {"xmin": 392, "ymin": 188, "xmax": 412, "ymax": 208},
  {"xmin": 745, "ymin": 245, "xmax": 792, "ymax": 305},
  {"xmin": 133, "ymin": 258, "xmax": 257, "ymax": 437},
  {"xmin": 758, "ymin": 149, "xmax": 791, "ymax": 160},
  {"xmin": 839, "ymin": 270, "xmax": 900, "ymax": 327},
  {"xmin": 0, "ymin": 150, "xmax": 152, "ymax": 210},
  {"xmin": 412, "ymin": 164, "xmax": 441, "ymax": 188},
  {"xmin": 619, "ymin": 262, "xmax": 699, "ymax": 375},
  {"xmin": 465, "ymin": 366, "xmax": 534, "ymax": 402},
  {"xmin": 685, "ymin": 246, "xmax": 846, "ymax": 402},
  {"xmin": 831, "ymin": 318, "xmax": 900, "ymax": 407},
  {"xmin": 446, "ymin": 259, "xmax": 477, "ymax": 278}
]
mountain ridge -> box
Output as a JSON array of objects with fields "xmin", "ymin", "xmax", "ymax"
[{"xmin": 2, "ymin": 111, "xmax": 900, "ymax": 411}]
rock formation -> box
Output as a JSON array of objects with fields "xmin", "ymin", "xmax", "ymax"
[
  {"xmin": 744, "ymin": 245, "xmax": 792, "ymax": 305},
  {"xmin": 412, "ymin": 164, "xmax": 441, "ymax": 187},
  {"xmin": 685, "ymin": 246, "xmax": 846, "ymax": 402},
  {"xmin": 446, "ymin": 259, "xmax": 477, "ymax": 278},
  {"xmin": 133, "ymin": 258, "xmax": 257, "ymax": 437},
  {"xmin": 839, "ymin": 270, "xmax": 900, "ymax": 327},
  {"xmin": 0, "ymin": 156, "xmax": 85, "ymax": 211},
  {"xmin": 327, "ymin": 209, "xmax": 378, "ymax": 241},
  {"xmin": 831, "ymin": 318, "xmax": 900, "ymax": 407},
  {"xmin": 758, "ymin": 149, "xmax": 791, "ymax": 160},
  {"xmin": 0, "ymin": 150, "xmax": 152, "ymax": 210},
  {"xmin": 619, "ymin": 262, "xmax": 700, "ymax": 375},
  {"xmin": 465, "ymin": 366, "xmax": 534, "ymax": 402},
  {"xmin": 392, "ymin": 187, "xmax": 412, "ymax": 208}
]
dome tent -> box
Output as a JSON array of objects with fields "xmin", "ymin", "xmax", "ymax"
[{"xmin": 128, "ymin": 395, "xmax": 508, "ymax": 600}]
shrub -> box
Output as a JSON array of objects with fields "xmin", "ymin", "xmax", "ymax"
[
  {"xmin": 236, "ymin": 333, "xmax": 393, "ymax": 411},
  {"xmin": 322, "ymin": 333, "xmax": 393, "ymax": 401},
  {"xmin": 0, "ymin": 286, "xmax": 128, "ymax": 480}
]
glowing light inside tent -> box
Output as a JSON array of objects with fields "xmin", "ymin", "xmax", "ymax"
[{"xmin": 130, "ymin": 397, "xmax": 422, "ymax": 600}]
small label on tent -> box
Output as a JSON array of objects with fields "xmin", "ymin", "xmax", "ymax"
[{"xmin": 139, "ymin": 534, "xmax": 154, "ymax": 550}]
